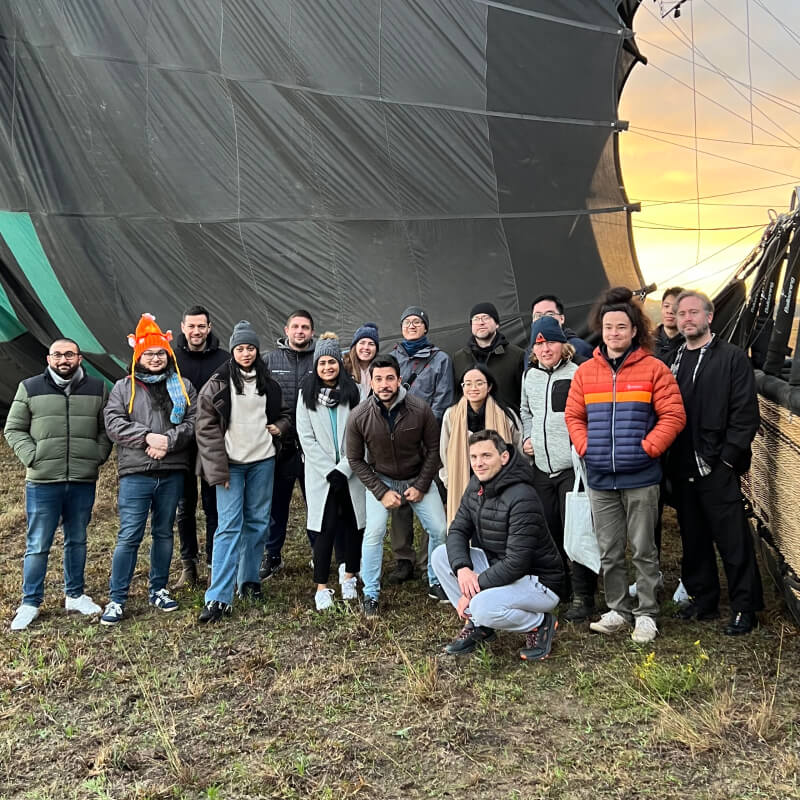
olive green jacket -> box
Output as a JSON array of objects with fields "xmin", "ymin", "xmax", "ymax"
[{"xmin": 4, "ymin": 369, "xmax": 112, "ymax": 483}]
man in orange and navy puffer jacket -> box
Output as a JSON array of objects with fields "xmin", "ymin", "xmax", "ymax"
[{"xmin": 565, "ymin": 287, "xmax": 685, "ymax": 645}]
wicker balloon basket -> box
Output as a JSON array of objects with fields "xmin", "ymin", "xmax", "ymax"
[{"xmin": 742, "ymin": 396, "xmax": 800, "ymax": 626}]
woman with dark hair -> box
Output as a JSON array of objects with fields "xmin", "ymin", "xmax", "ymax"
[
  {"xmin": 195, "ymin": 321, "xmax": 290, "ymax": 623},
  {"xmin": 296, "ymin": 333, "xmax": 365, "ymax": 610},
  {"xmin": 440, "ymin": 363, "xmax": 522, "ymax": 525},
  {"xmin": 343, "ymin": 322, "xmax": 379, "ymax": 398},
  {"xmin": 565, "ymin": 288, "xmax": 685, "ymax": 644}
]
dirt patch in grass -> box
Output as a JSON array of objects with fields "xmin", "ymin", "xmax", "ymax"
[{"xmin": 0, "ymin": 440, "xmax": 798, "ymax": 799}]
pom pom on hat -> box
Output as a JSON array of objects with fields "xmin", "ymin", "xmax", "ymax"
[{"xmin": 314, "ymin": 332, "xmax": 342, "ymax": 364}]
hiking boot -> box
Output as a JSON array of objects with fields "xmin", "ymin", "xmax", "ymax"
[
  {"xmin": 631, "ymin": 615, "xmax": 658, "ymax": 644},
  {"xmin": 238, "ymin": 581, "xmax": 263, "ymax": 601},
  {"xmin": 100, "ymin": 601, "xmax": 124, "ymax": 626},
  {"xmin": 589, "ymin": 609, "xmax": 632, "ymax": 635},
  {"xmin": 340, "ymin": 576, "xmax": 358, "ymax": 601},
  {"xmin": 675, "ymin": 602, "xmax": 719, "ymax": 621},
  {"xmin": 149, "ymin": 588, "xmax": 178, "ymax": 612},
  {"xmin": 386, "ymin": 559, "xmax": 414, "ymax": 585},
  {"xmin": 315, "ymin": 588, "xmax": 335, "ymax": 611},
  {"xmin": 520, "ymin": 613, "xmax": 557, "ymax": 661},
  {"xmin": 173, "ymin": 559, "xmax": 198, "ymax": 590},
  {"xmin": 443, "ymin": 620, "xmax": 497, "ymax": 655},
  {"xmin": 361, "ymin": 596, "xmax": 379, "ymax": 617},
  {"xmin": 259, "ymin": 554, "xmax": 283, "ymax": 580},
  {"xmin": 10, "ymin": 604, "xmax": 39, "ymax": 631},
  {"xmin": 724, "ymin": 611, "xmax": 758, "ymax": 636},
  {"xmin": 65, "ymin": 594, "xmax": 101, "ymax": 616},
  {"xmin": 198, "ymin": 600, "xmax": 232, "ymax": 624},
  {"xmin": 427, "ymin": 583, "xmax": 449, "ymax": 603},
  {"xmin": 563, "ymin": 595, "xmax": 595, "ymax": 623}
]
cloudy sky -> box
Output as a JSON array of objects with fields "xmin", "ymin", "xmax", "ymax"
[{"xmin": 619, "ymin": 0, "xmax": 800, "ymax": 296}]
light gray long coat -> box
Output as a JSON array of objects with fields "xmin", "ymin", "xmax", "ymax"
[{"xmin": 295, "ymin": 390, "xmax": 366, "ymax": 533}]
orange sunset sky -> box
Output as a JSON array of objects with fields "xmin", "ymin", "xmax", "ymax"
[{"xmin": 619, "ymin": 0, "xmax": 800, "ymax": 297}]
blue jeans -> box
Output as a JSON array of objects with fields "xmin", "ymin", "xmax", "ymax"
[
  {"xmin": 108, "ymin": 471, "xmax": 184, "ymax": 604},
  {"xmin": 362, "ymin": 476, "xmax": 447, "ymax": 600},
  {"xmin": 206, "ymin": 458, "xmax": 275, "ymax": 606},
  {"xmin": 22, "ymin": 481, "xmax": 96, "ymax": 607}
]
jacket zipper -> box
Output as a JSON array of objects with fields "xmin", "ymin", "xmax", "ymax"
[
  {"xmin": 543, "ymin": 371, "xmax": 553, "ymax": 473},
  {"xmin": 65, "ymin": 393, "xmax": 71, "ymax": 481},
  {"xmin": 476, "ymin": 486, "xmax": 485, "ymax": 544},
  {"xmin": 611, "ymin": 371, "xmax": 617, "ymax": 489}
]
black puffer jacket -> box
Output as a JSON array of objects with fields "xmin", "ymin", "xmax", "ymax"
[{"xmin": 446, "ymin": 446, "xmax": 565, "ymax": 597}]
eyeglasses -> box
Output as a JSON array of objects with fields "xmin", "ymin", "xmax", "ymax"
[
  {"xmin": 402, "ymin": 319, "xmax": 424, "ymax": 328},
  {"xmin": 141, "ymin": 350, "xmax": 168, "ymax": 359},
  {"xmin": 48, "ymin": 351, "xmax": 79, "ymax": 360},
  {"xmin": 532, "ymin": 310, "xmax": 560, "ymax": 321},
  {"xmin": 471, "ymin": 314, "xmax": 494, "ymax": 324},
  {"xmin": 462, "ymin": 380, "xmax": 488, "ymax": 388}
]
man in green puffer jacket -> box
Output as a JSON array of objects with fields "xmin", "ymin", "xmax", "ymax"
[{"xmin": 4, "ymin": 338, "xmax": 112, "ymax": 631}]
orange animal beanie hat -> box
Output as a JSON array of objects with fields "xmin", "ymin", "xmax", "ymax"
[{"xmin": 126, "ymin": 313, "xmax": 190, "ymax": 415}]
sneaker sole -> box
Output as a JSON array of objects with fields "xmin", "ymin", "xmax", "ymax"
[
  {"xmin": 520, "ymin": 618, "xmax": 558, "ymax": 661},
  {"xmin": 150, "ymin": 604, "xmax": 179, "ymax": 612},
  {"xmin": 100, "ymin": 618, "xmax": 121, "ymax": 626}
]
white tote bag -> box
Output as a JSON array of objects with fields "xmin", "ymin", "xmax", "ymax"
[{"xmin": 563, "ymin": 447, "xmax": 601, "ymax": 574}]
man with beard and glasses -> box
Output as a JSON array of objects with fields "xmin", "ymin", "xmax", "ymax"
[
  {"xmin": 5, "ymin": 339, "xmax": 112, "ymax": 630},
  {"xmin": 101, "ymin": 314, "xmax": 197, "ymax": 626},
  {"xmin": 452, "ymin": 302, "xmax": 526, "ymax": 414},
  {"xmin": 667, "ymin": 290, "xmax": 763, "ymax": 636},
  {"xmin": 173, "ymin": 304, "xmax": 229, "ymax": 589}
]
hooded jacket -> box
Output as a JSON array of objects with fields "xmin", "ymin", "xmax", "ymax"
[
  {"xmin": 389, "ymin": 341, "xmax": 454, "ymax": 423},
  {"xmin": 345, "ymin": 386, "xmax": 440, "ymax": 499},
  {"xmin": 445, "ymin": 446, "xmax": 565, "ymax": 596},
  {"xmin": 174, "ymin": 331, "xmax": 230, "ymax": 393},
  {"xmin": 564, "ymin": 346, "xmax": 686, "ymax": 490},
  {"xmin": 520, "ymin": 357, "xmax": 579, "ymax": 475},
  {"xmin": 452, "ymin": 332, "xmax": 526, "ymax": 414},
  {"xmin": 195, "ymin": 360, "xmax": 291, "ymax": 486},
  {"xmin": 4, "ymin": 369, "xmax": 112, "ymax": 483},
  {"xmin": 654, "ymin": 324, "xmax": 684, "ymax": 364},
  {"xmin": 104, "ymin": 375, "xmax": 197, "ymax": 477}
]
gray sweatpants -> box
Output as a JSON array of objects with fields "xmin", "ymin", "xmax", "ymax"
[
  {"xmin": 588, "ymin": 484, "xmax": 660, "ymax": 618},
  {"xmin": 431, "ymin": 544, "xmax": 560, "ymax": 633}
]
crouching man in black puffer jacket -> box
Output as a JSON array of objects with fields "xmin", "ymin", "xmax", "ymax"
[{"xmin": 431, "ymin": 430, "xmax": 566, "ymax": 661}]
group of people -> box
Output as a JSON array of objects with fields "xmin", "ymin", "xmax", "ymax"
[{"xmin": 4, "ymin": 286, "xmax": 764, "ymax": 663}]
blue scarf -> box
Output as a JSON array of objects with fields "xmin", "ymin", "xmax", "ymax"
[
  {"xmin": 134, "ymin": 370, "xmax": 187, "ymax": 424},
  {"xmin": 400, "ymin": 336, "xmax": 431, "ymax": 357}
]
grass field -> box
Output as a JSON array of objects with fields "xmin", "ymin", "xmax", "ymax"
[{"xmin": 1, "ymin": 438, "xmax": 798, "ymax": 800}]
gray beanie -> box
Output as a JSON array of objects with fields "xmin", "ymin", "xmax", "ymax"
[
  {"xmin": 400, "ymin": 306, "xmax": 429, "ymax": 331},
  {"xmin": 314, "ymin": 332, "xmax": 342, "ymax": 365},
  {"xmin": 229, "ymin": 320, "xmax": 260, "ymax": 351}
]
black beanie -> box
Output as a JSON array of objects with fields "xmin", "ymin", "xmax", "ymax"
[{"xmin": 469, "ymin": 302, "xmax": 500, "ymax": 324}]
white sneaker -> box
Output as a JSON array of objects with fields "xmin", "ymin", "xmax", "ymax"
[
  {"xmin": 10, "ymin": 604, "xmax": 39, "ymax": 631},
  {"xmin": 629, "ymin": 571, "xmax": 664, "ymax": 598},
  {"xmin": 632, "ymin": 615, "xmax": 658, "ymax": 643},
  {"xmin": 672, "ymin": 579, "xmax": 690, "ymax": 606},
  {"xmin": 589, "ymin": 610, "xmax": 631, "ymax": 635},
  {"xmin": 315, "ymin": 588, "xmax": 335, "ymax": 611},
  {"xmin": 65, "ymin": 594, "xmax": 102, "ymax": 615},
  {"xmin": 340, "ymin": 576, "xmax": 358, "ymax": 600}
]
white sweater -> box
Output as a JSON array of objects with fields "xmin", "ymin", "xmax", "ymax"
[{"xmin": 224, "ymin": 373, "xmax": 275, "ymax": 464}]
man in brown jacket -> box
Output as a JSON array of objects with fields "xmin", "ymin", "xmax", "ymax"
[{"xmin": 345, "ymin": 355, "xmax": 447, "ymax": 616}]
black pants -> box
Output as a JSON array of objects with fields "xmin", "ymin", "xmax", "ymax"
[
  {"xmin": 264, "ymin": 447, "xmax": 307, "ymax": 558},
  {"xmin": 177, "ymin": 473, "xmax": 218, "ymax": 565},
  {"xmin": 672, "ymin": 464, "xmax": 763, "ymax": 613},
  {"xmin": 311, "ymin": 488, "xmax": 363, "ymax": 585},
  {"xmin": 531, "ymin": 465, "xmax": 598, "ymax": 600}
]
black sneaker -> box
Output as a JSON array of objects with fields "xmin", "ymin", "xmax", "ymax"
[
  {"xmin": 386, "ymin": 559, "xmax": 414, "ymax": 585},
  {"xmin": 520, "ymin": 613, "xmax": 558, "ymax": 661},
  {"xmin": 563, "ymin": 596, "xmax": 595, "ymax": 623},
  {"xmin": 675, "ymin": 602, "xmax": 720, "ymax": 621},
  {"xmin": 259, "ymin": 554, "xmax": 283, "ymax": 580},
  {"xmin": 427, "ymin": 583, "xmax": 449, "ymax": 603},
  {"xmin": 443, "ymin": 621, "xmax": 497, "ymax": 655},
  {"xmin": 198, "ymin": 600, "xmax": 232, "ymax": 624},
  {"xmin": 361, "ymin": 596, "xmax": 379, "ymax": 618},
  {"xmin": 724, "ymin": 611, "xmax": 758, "ymax": 636},
  {"xmin": 239, "ymin": 581, "xmax": 263, "ymax": 601}
]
